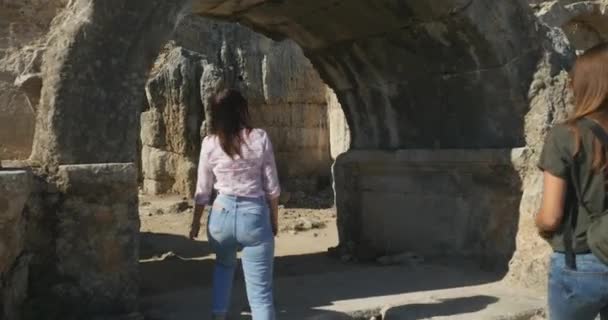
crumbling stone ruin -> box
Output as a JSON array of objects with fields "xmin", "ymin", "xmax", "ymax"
[
  {"xmin": 140, "ymin": 16, "xmax": 347, "ymax": 199},
  {"xmin": 1, "ymin": 0, "xmax": 606, "ymax": 318}
]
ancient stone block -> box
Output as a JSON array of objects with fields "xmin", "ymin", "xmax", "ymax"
[
  {"xmin": 334, "ymin": 149, "xmax": 525, "ymax": 271},
  {"xmin": 30, "ymin": 0, "xmax": 190, "ymax": 165},
  {"xmin": 50, "ymin": 163, "xmax": 139, "ymax": 317},
  {"xmin": 139, "ymin": 110, "xmax": 163, "ymax": 148},
  {"xmin": 141, "ymin": 47, "xmax": 204, "ymax": 196},
  {"xmin": 0, "ymin": 170, "xmax": 32, "ymax": 320},
  {"xmin": 145, "ymin": 47, "xmax": 204, "ymax": 157}
]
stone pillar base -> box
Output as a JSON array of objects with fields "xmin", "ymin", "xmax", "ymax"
[
  {"xmin": 0, "ymin": 170, "xmax": 32, "ymax": 320},
  {"xmin": 333, "ymin": 149, "xmax": 524, "ymax": 271},
  {"xmin": 26, "ymin": 164, "xmax": 140, "ymax": 318}
]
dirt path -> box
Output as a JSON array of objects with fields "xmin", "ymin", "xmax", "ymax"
[{"xmin": 138, "ymin": 194, "xmax": 343, "ymax": 296}]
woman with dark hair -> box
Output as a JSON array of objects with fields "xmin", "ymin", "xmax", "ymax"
[
  {"xmin": 537, "ymin": 43, "xmax": 608, "ymax": 319},
  {"xmin": 189, "ymin": 88, "xmax": 280, "ymax": 320}
]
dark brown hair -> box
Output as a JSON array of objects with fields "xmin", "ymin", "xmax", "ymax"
[
  {"xmin": 567, "ymin": 42, "xmax": 608, "ymax": 172},
  {"xmin": 209, "ymin": 88, "xmax": 252, "ymax": 158}
]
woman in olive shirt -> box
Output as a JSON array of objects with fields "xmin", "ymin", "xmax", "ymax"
[{"xmin": 537, "ymin": 43, "xmax": 608, "ymax": 319}]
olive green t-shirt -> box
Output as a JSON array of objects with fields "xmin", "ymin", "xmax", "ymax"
[{"xmin": 538, "ymin": 121, "xmax": 607, "ymax": 253}]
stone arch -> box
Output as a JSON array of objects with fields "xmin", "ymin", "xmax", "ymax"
[
  {"xmin": 23, "ymin": 0, "xmax": 573, "ymax": 316},
  {"xmin": 535, "ymin": 0, "xmax": 608, "ymax": 51},
  {"xmin": 196, "ymin": 1, "xmax": 544, "ymax": 150},
  {"xmin": 31, "ymin": 0, "xmax": 192, "ymax": 166}
]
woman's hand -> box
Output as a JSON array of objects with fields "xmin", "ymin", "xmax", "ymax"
[{"xmin": 189, "ymin": 204, "xmax": 205, "ymax": 240}]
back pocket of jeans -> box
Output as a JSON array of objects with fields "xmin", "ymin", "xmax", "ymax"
[
  {"xmin": 208, "ymin": 207, "xmax": 227, "ymax": 237},
  {"xmin": 242, "ymin": 209, "xmax": 269, "ymax": 242}
]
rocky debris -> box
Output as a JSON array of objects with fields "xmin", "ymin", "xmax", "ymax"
[
  {"xmin": 293, "ymin": 217, "xmax": 326, "ymax": 231},
  {"xmin": 167, "ymin": 200, "xmax": 192, "ymax": 214},
  {"xmin": 282, "ymin": 217, "xmax": 326, "ymax": 234},
  {"xmin": 140, "ymin": 199, "xmax": 193, "ymax": 217}
]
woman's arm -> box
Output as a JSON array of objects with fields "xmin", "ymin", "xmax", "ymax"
[
  {"xmin": 190, "ymin": 138, "xmax": 213, "ymax": 239},
  {"xmin": 261, "ymin": 131, "xmax": 281, "ymax": 236},
  {"xmin": 536, "ymin": 171, "xmax": 568, "ymax": 238},
  {"xmin": 268, "ymin": 197, "xmax": 279, "ymax": 236},
  {"xmin": 190, "ymin": 204, "xmax": 205, "ymax": 239}
]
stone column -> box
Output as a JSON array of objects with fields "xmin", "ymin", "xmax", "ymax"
[{"xmin": 25, "ymin": 0, "xmax": 190, "ymax": 317}]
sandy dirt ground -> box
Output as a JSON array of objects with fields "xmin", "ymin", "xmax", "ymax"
[{"xmin": 138, "ymin": 193, "xmax": 348, "ymax": 297}]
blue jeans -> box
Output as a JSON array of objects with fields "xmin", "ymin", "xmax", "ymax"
[
  {"xmin": 207, "ymin": 194, "xmax": 275, "ymax": 320},
  {"xmin": 549, "ymin": 252, "xmax": 608, "ymax": 320}
]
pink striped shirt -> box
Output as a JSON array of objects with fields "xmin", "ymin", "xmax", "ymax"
[{"xmin": 194, "ymin": 128, "xmax": 281, "ymax": 205}]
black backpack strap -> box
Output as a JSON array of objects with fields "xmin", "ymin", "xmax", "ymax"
[
  {"xmin": 581, "ymin": 118, "xmax": 608, "ymax": 146},
  {"xmin": 565, "ymin": 118, "xmax": 608, "ymax": 269},
  {"xmin": 565, "ymin": 165, "xmax": 580, "ymax": 270}
]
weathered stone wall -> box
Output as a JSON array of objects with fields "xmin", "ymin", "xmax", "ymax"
[
  {"xmin": 20, "ymin": 1, "xmax": 191, "ymax": 318},
  {"xmin": 334, "ymin": 149, "xmax": 525, "ymax": 271},
  {"xmin": 179, "ymin": 15, "xmax": 337, "ymax": 194},
  {"xmin": 142, "ymin": 16, "xmax": 341, "ymax": 197},
  {"xmin": 0, "ymin": 0, "xmax": 66, "ymax": 160},
  {"xmin": 52, "ymin": 164, "xmax": 139, "ymax": 317},
  {"xmin": 141, "ymin": 47, "xmax": 204, "ymax": 196},
  {"xmin": 0, "ymin": 170, "xmax": 32, "ymax": 320},
  {"xmin": 532, "ymin": 0, "xmax": 608, "ymax": 51},
  {"xmin": 327, "ymin": 88, "xmax": 350, "ymax": 160}
]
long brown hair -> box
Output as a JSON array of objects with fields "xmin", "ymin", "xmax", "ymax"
[
  {"xmin": 567, "ymin": 42, "xmax": 608, "ymax": 171},
  {"xmin": 209, "ymin": 89, "xmax": 252, "ymax": 158}
]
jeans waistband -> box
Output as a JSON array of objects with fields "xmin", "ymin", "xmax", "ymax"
[{"xmin": 216, "ymin": 193, "xmax": 265, "ymax": 203}]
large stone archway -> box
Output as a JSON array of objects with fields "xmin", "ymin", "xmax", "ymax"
[{"xmin": 11, "ymin": 0, "xmax": 576, "ymax": 318}]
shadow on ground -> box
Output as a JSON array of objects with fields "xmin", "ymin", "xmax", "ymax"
[
  {"xmin": 383, "ymin": 295, "xmax": 499, "ymax": 319},
  {"xmin": 138, "ymin": 231, "xmax": 505, "ymax": 319}
]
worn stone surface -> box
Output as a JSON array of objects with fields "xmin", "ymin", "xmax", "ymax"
[
  {"xmin": 30, "ymin": 0, "xmax": 191, "ymax": 166},
  {"xmin": 333, "ymin": 149, "xmax": 525, "ymax": 270},
  {"xmin": 144, "ymin": 16, "xmax": 337, "ymax": 196},
  {"xmin": 532, "ymin": 0, "xmax": 608, "ymax": 51},
  {"xmin": 327, "ymin": 88, "xmax": 350, "ymax": 160},
  {"xmin": 195, "ymin": 0, "xmax": 547, "ymax": 150},
  {"xmin": 0, "ymin": 170, "xmax": 32, "ymax": 320},
  {"xmin": 26, "ymin": 164, "xmax": 140, "ymax": 318},
  {"xmin": 182, "ymin": 16, "xmax": 334, "ymax": 193},
  {"xmin": 141, "ymin": 47, "xmax": 204, "ymax": 196},
  {"xmin": 506, "ymin": 38, "xmax": 574, "ymax": 289},
  {"xmin": 0, "ymin": 0, "xmax": 65, "ymax": 160}
]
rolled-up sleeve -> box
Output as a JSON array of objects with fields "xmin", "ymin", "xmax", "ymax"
[
  {"xmin": 538, "ymin": 125, "xmax": 573, "ymax": 179},
  {"xmin": 194, "ymin": 138, "xmax": 214, "ymax": 205},
  {"xmin": 261, "ymin": 132, "xmax": 281, "ymax": 199}
]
